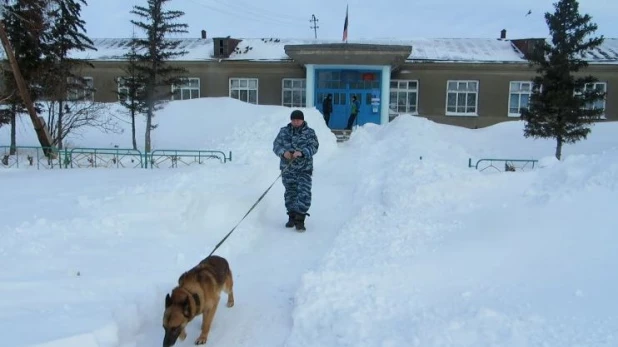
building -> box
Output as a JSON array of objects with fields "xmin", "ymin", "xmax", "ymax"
[{"xmin": 22, "ymin": 30, "xmax": 618, "ymax": 129}]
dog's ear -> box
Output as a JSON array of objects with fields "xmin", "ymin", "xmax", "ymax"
[{"xmin": 165, "ymin": 293, "xmax": 172, "ymax": 308}]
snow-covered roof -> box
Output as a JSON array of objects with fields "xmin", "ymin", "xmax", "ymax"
[
  {"xmin": 577, "ymin": 38, "xmax": 618, "ymax": 63},
  {"xmin": 68, "ymin": 37, "xmax": 527, "ymax": 63},
  {"xmin": 8, "ymin": 37, "xmax": 618, "ymax": 64},
  {"xmin": 69, "ymin": 37, "xmax": 214, "ymax": 61},
  {"xmin": 233, "ymin": 38, "xmax": 528, "ymax": 63}
]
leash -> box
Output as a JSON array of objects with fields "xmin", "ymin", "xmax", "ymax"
[{"xmin": 207, "ymin": 157, "xmax": 294, "ymax": 257}]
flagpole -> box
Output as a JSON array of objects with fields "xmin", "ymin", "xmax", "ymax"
[{"xmin": 342, "ymin": 4, "xmax": 348, "ymax": 43}]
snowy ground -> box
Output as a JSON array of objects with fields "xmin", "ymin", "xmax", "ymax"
[{"xmin": 1, "ymin": 98, "xmax": 617, "ymax": 347}]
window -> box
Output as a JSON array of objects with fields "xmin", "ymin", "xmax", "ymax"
[
  {"xmin": 389, "ymin": 80, "xmax": 418, "ymax": 114},
  {"xmin": 581, "ymin": 82, "xmax": 607, "ymax": 117},
  {"xmin": 229, "ymin": 78, "xmax": 258, "ymax": 104},
  {"xmin": 117, "ymin": 77, "xmax": 130, "ymax": 101},
  {"xmin": 508, "ymin": 81, "xmax": 532, "ymax": 117},
  {"xmin": 172, "ymin": 77, "xmax": 200, "ymax": 100},
  {"xmin": 117, "ymin": 77, "xmax": 145, "ymax": 102},
  {"xmin": 67, "ymin": 76, "xmax": 94, "ymax": 102},
  {"xmin": 282, "ymin": 78, "xmax": 306, "ymax": 107},
  {"xmin": 446, "ymin": 80, "xmax": 478, "ymax": 116}
]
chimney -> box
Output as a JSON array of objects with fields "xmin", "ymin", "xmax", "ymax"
[
  {"xmin": 212, "ymin": 37, "xmax": 242, "ymax": 58},
  {"xmin": 511, "ymin": 38, "xmax": 545, "ymax": 59},
  {"xmin": 201, "ymin": 30, "xmax": 207, "ymax": 39},
  {"xmin": 500, "ymin": 29, "xmax": 507, "ymax": 39}
]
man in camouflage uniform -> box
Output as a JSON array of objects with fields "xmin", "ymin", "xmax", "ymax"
[{"xmin": 272, "ymin": 109, "xmax": 319, "ymax": 231}]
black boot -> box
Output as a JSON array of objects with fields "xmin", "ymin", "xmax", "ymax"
[
  {"xmin": 294, "ymin": 213, "xmax": 306, "ymax": 232},
  {"xmin": 285, "ymin": 211, "xmax": 296, "ymax": 228}
]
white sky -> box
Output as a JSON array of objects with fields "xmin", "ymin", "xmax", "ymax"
[{"xmin": 81, "ymin": 0, "xmax": 617, "ymax": 40}]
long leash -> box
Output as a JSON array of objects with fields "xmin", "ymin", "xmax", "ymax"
[{"xmin": 207, "ymin": 159, "xmax": 293, "ymax": 257}]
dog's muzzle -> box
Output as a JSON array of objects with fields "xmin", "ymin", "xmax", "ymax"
[{"xmin": 163, "ymin": 330, "xmax": 179, "ymax": 347}]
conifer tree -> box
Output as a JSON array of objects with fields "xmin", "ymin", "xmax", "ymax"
[
  {"xmin": 42, "ymin": 0, "xmax": 96, "ymax": 148},
  {"xmin": 521, "ymin": 0, "xmax": 605, "ymax": 160},
  {"xmin": 130, "ymin": 0, "xmax": 188, "ymax": 152},
  {"xmin": 0, "ymin": 0, "xmax": 48, "ymax": 153},
  {"xmin": 116, "ymin": 32, "xmax": 147, "ymax": 150}
]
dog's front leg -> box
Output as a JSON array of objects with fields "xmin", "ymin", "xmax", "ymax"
[
  {"xmin": 195, "ymin": 303, "xmax": 219, "ymax": 345},
  {"xmin": 179, "ymin": 328, "xmax": 187, "ymax": 341}
]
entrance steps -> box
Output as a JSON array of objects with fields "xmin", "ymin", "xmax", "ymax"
[{"xmin": 331, "ymin": 129, "xmax": 352, "ymax": 142}]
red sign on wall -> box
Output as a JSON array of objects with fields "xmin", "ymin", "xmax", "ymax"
[{"xmin": 362, "ymin": 73, "xmax": 375, "ymax": 81}]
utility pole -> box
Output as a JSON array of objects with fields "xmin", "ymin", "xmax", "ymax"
[
  {"xmin": 0, "ymin": 20, "xmax": 54, "ymax": 157},
  {"xmin": 309, "ymin": 14, "xmax": 319, "ymax": 39}
]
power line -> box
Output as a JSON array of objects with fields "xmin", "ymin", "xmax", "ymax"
[
  {"xmin": 210, "ymin": 0, "xmax": 306, "ymax": 23},
  {"xmin": 309, "ymin": 14, "xmax": 318, "ymax": 39},
  {"xmin": 187, "ymin": 0, "xmax": 302, "ymax": 28}
]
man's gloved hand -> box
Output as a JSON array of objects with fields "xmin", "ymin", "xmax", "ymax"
[
  {"xmin": 293, "ymin": 151, "xmax": 302, "ymax": 158},
  {"xmin": 283, "ymin": 151, "xmax": 293, "ymax": 159}
]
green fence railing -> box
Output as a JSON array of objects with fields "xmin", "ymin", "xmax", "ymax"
[
  {"xmin": 0, "ymin": 145, "xmax": 63, "ymax": 169},
  {"xmin": 67, "ymin": 147, "xmax": 144, "ymax": 168},
  {"xmin": 0, "ymin": 145, "xmax": 232, "ymax": 170},
  {"xmin": 468, "ymin": 157, "xmax": 539, "ymax": 172},
  {"xmin": 149, "ymin": 149, "xmax": 232, "ymax": 168}
]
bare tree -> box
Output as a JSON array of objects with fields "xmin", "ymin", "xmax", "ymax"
[{"xmin": 43, "ymin": 99, "xmax": 123, "ymax": 148}]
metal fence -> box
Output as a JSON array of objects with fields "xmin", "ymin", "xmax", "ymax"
[
  {"xmin": 0, "ymin": 146, "xmax": 232, "ymax": 169},
  {"xmin": 468, "ymin": 157, "xmax": 539, "ymax": 172}
]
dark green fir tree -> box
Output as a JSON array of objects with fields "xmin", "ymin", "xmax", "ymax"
[{"xmin": 521, "ymin": 0, "xmax": 605, "ymax": 160}]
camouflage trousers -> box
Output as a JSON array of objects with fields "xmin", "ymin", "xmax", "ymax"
[{"xmin": 281, "ymin": 171, "xmax": 312, "ymax": 214}]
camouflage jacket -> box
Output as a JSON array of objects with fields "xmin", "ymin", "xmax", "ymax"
[{"xmin": 273, "ymin": 121, "xmax": 319, "ymax": 173}]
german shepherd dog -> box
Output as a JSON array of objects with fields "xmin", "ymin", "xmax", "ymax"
[{"xmin": 163, "ymin": 255, "xmax": 235, "ymax": 347}]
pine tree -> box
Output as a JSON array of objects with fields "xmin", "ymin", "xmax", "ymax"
[
  {"xmin": 0, "ymin": 0, "xmax": 48, "ymax": 153},
  {"xmin": 116, "ymin": 33, "xmax": 147, "ymax": 150},
  {"xmin": 42, "ymin": 0, "xmax": 96, "ymax": 149},
  {"xmin": 521, "ymin": 0, "xmax": 605, "ymax": 160},
  {"xmin": 130, "ymin": 0, "xmax": 188, "ymax": 153},
  {"xmin": 0, "ymin": 111, "xmax": 9, "ymax": 126}
]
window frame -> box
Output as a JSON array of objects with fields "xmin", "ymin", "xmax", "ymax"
[
  {"xmin": 508, "ymin": 81, "xmax": 533, "ymax": 117},
  {"xmin": 281, "ymin": 78, "xmax": 306, "ymax": 107},
  {"xmin": 67, "ymin": 76, "xmax": 94, "ymax": 102},
  {"xmin": 579, "ymin": 81, "xmax": 607, "ymax": 119},
  {"xmin": 229, "ymin": 77, "xmax": 259, "ymax": 104},
  {"xmin": 445, "ymin": 80, "xmax": 479, "ymax": 116},
  {"xmin": 171, "ymin": 77, "xmax": 201, "ymax": 101},
  {"xmin": 389, "ymin": 79, "xmax": 419, "ymax": 115},
  {"xmin": 116, "ymin": 76, "xmax": 146, "ymax": 102}
]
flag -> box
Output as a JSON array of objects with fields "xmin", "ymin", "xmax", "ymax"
[{"xmin": 342, "ymin": 4, "xmax": 348, "ymax": 42}]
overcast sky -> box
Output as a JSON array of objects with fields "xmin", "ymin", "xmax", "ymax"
[{"xmin": 81, "ymin": 0, "xmax": 617, "ymax": 40}]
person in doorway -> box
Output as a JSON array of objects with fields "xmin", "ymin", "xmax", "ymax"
[
  {"xmin": 346, "ymin": 95, "xmax": 360, "ymax": 130},
  {"xmin": 272, "ymin": 109, "xmax": 319, "ymax": 231},
  {"xmin": 322, "ymin": 94, "xmax": 332, "ymax": 126}
]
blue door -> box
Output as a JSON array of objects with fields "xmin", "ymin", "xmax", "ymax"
[
  {"xmin": 348, "ymin": 90, "xmax": 381, "ymax": 128},
  {"xmin": 315, "ymin": 69, "xmax": 381, "ymax": 130},
  {"xmin": 316, "ymin": 91, "xmax": 348, "ymax": 129}
]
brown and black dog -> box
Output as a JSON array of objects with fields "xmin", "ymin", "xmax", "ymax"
[{"xmin": 162, "ymin": 255, "xmax": 234, "ymax": 347}]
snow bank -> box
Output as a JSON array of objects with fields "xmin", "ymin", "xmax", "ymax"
[
  {"xmin": 2, "ymin": 97, "xmax": 617, "ymax": 347},
  {"xmin": 0, "ymin": 98, "xmax": 338, "ymax": 346},
  {"xmin": 0, "ymin": 97, "xmax": 338, "ymax": 156},
  {"xmin": 284, "ymin": 115, "xmax": 618, "ymax": 347}
]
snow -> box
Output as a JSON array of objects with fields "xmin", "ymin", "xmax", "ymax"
[
  {"xmin": 73, "ymin": 38, "xmax": 216, "ymax": 62},
  {"xmin": 65, "ymin": 37, "xmax": 529, "ymax": 63},
  {"xmin": 576, "ymin": 37, "xmax": 618, "ymax": 63},
  {"xmin": 231, "ymin": 38, "xmax": 527, "ymax": 63},
  {"xmin": 2, "ymin": 97, "xmax": 618, "ymax": 347},
  {"xmin": 60, "ymin": 37, "xmax": 618, "ymax": 64}
]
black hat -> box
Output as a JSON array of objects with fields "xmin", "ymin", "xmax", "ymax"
[{"xmin": 290, "ymin": 110, "xmax": 304, "ymax": 120}]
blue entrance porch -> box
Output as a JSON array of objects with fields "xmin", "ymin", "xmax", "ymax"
[{"xmin": 306, "ymin": 64, "xmax": 391, "ymax": 130}]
